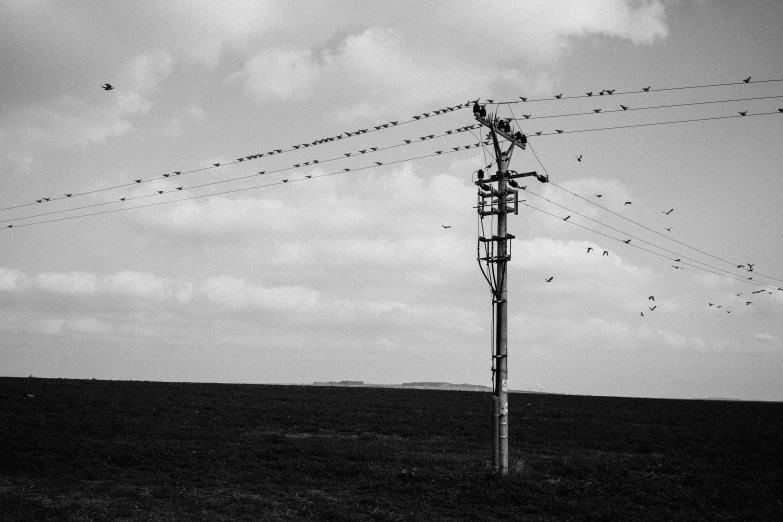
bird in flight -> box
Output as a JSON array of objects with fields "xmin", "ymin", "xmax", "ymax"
[
  {"xmin": 743, "ymin": 76, "xmax": 751, "ymax": 83},
  {"xmin": 587, "ymin": 247, "xmax": 593, "ymax": 253},
  {"xmin": 708, "ymin": 303, "xmax": 714, "ymax": 306},
  {"xmin": 602, "ymin": 251, "xmax": 609, "ymax": 256},
  {"xmin": 623, "ymin": 239, "xmax": 631, "ymax": 244},
  {"xmin": 624, "ymin": 201, "xmax": 632, "ymax": 205},
  {"xmin": 595, "ymin": 194, "xmax": 602, "ymax": 198},
  {"xmin": 665, "ymin": 227, "xmax": 672, "ymax": 232},
  {"xmin": 747, "ymin": 263, "xmax": 754, "ymax": 272},
  {"xmin": 102, "ymin": 83, "xmax": 113, "ymax": 91},
  {"xmin": 746, "ymin": 302, "xmax": 753, "ymax": 305},
  {"xmin": 649, "ymin": 296, "xmax": 655, "ymax": 301},
  {"xmin": 442, "ymin": 225, "xmax": 451, "ymax": 229},
  {"xmin": 545, "ymin": 277, "xmax": 553, "ymax": 282},
  {"xmin": 576, "ymin": 155, "xmax": 582, "ymax": 162},
  {"xmin": 640, "ymin": 312, "xmax": 644, "ymax": 317},
  {"xmin": 671, "ymin": 265, "xmax": 683, "ymax": 269},
  {"xmin": 649, "ymin": 306, "xmax": 657, "ymax": 311},
  {"xmin": 662, "ymin": 208, "xmax": 674, "ymax": 215},
  {"xmin": 563, "ymin": 215, "xmax": 571, "ymax": 221}
]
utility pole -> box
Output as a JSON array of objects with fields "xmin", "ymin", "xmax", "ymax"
[{"xmin": 473, "ymin": 103, "xmax": 548, "ymax": 474}]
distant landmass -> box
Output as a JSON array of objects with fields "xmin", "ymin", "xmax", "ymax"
[{"xmin": 312, "ymin": 381, "xmax": 513, "ymax": 392}]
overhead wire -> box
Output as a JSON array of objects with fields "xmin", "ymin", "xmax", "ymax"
[
  {"xmin": 3, "ymin": 139, "xmax": 486, "ymax": 230},
  {"xmin": 489, "ymin": 77, "xmax": 783, "ymax": 105}
]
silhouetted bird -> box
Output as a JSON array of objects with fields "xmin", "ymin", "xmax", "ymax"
[
  {"xmin": 623, "ymin": 239, "xmax": 631, "ymax": 244},
  {"xmin": 671, "ymin": 265, "xmax": 682, "ymax": 269},
  {"xmin": 674, "ymin": 259, "xmax": 681, "ymax": 262},
  {"xmin": 523, "ymin": 115, "xmax": 531, "ymax": 119},
  {"xmin": 640, "ymin": 312, "xmax": 644, "ymax": 317},
  {"xmin": 535, "ymin": 131, "xmax": 542, "ymax": 135},
  {"xmin": 375, "ymin": 162, "xmax": 383, "ymax": 166},
  {"xmin": 595, "ymin": 194, "xmax": 602, "ymax": 198},
  {"xmin": 663, "ymin": 208, "xmax": 674, "ymax": 215},
  {"xmin": 555, "ymin": 94, "xmax": 562, "ymax": 99},
  {"xmin": 602, "ymin": 251, "xmax": 608, "ymax": 256},
  {"xmin": 214, "ymin": 163, "xmax": 220, "ymax": 167},
  {"xmin": 743, "ymin": 76, "xmax": 751, "ymax": 83},
  {"xmin": 649, "ymin": 306, "xmax": 656, "ymax": 311},
  {"xmin": 119, "ymin": 197, "xmax": 125, "ymax": 201},
  {"xmin": 747, "ymin": 263, "xmax": 754, "ymax": 271},
  {"xmin": 746, "ymin": 302, "xmax": 753, "ymax": 305},
  {"xmin": 708, "ymin": 303, "xmax": 714, "ymax": 306},
  {"xmin": 649, "ymin": 296, "xmax": 655, "ymax": 301},
  {"xmin": 545, "ymin": 277, "xmax": 553, "ymax": 282},
  {"xmin": 665, "ymin": 227, "xmax": 672, "ymax": 232},
  {"xmin": 64, "ymin": 194, "xmax": 72, "ymax": 197},
  {"xmin": 621, "ymin": 105, "xmax": 628, "ymax": 110},
  {"xmin": 102, "ymin": 84, "xmax": 113, "ymax": 91},
  {"xmin": 606, "ymin": 90, "xmax": 615, "ymax": 94},
  {"xmin": 157, "ymin": 191, "xmax": 163, "ymax": 194},
  {"xmin": 576, "ymin": 155, "xmax": 582, "ymax": 162},
  {"xmin": 134, "ymin": 179, "xmax": 141, "ymax": 183},
  {"xmin": 643, "ymin": 86, "xmax": 651, "ymax": 92},
  {"xmin": 593, "ymin": 109, "xmax": 601, "ymax": 113},
  {"xmin": 624, "ymin": 201, "xmax": 632, "ymax": 205},
  {"xmin": 556, "ymin": 130, "xmax": 563, "ymax": 133},
  {"xmin": 176, "ymin": 187, "xmax": 182, "ymax": 191},
  {"xmin": 442, "ymin": 225, "xmax": 451, "ymax": 229},
  {"xmin": 563, "ymin": 215, "xmax": 570, "ymax": 221},
  {"xmin": 587, "ymin": 247, "xmax": 593, "ymax": 253},
  {"xmin": 586, "ymin": 92, "xmax": 593, "ymax": 96},
  {"xmin": 739, "ymin": 111, "xmax": 747, "ymax": 116},
  {"xmin": 520, "ymin": 97, "xmax": 527, "ymax": 101},
  {"xmin": 305, "ymin": 175, "xmax": 312, "ymax": 179}
]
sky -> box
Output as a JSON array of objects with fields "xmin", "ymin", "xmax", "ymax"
[{"xmin": 1, "ymin": 0, "xmax": 782, "ymax": 401}]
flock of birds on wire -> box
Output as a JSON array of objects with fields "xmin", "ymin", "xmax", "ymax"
[{"xmin": 3, "ymin": 77, "xmax": 782, "ymax": 320}]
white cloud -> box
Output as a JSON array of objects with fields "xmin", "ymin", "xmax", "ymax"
[
  {"xmin": 200, "ymin": 275, "xmax": 319, "ymax": 310},
  {"xmin": 103, "ymin": 271, "xmax": 179, "ymax": 300},
  {"xmin": 0, "ymin": 267, "xmax": 29, "ymax": 291},
  {"xmin": 35, "ymin": 271, "xmax": 97, "ymax": 295}
]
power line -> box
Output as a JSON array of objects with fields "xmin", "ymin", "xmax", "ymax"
[
  {"xmin": 3, "ymin": 140, "xmax": 484, "ymax": 231},
  {"xmin": 1, "ymin": 125, "xmax": 485, "ymax": 225},
  {"xmin": 526, "ymin": 110, "xmax": 782, "ymax": 137},
  {"xmin": 508, "ymin": 94, "xmax": 783, "ymax": 122},
  {"xmin": 0, "ymin": 103, "xmax": 471, "ymax": 213},
  {"xmin": 525, "ymin": 143, "xmax": 783, "ymax": 286},
  {"xmin": 489, "ymin": 77, "xmax": 783, "ymax": 105}
]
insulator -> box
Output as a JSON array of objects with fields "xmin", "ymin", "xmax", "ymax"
[
  {"xmin": 480, "ymin": 183, "xmax": 491, "ymax": 191},
  {"xmin": 477, "ymin": 169, "xmax": 484, "ymax": 179},
  {"xmin": 472, "ymin": 103, "xmax": 480, "ymax": 114},
  {"xmin": 479, "ymin": 106, "xmax": 486, "ymax": 118},
  {"xmin": 508, "ymin": 179, "xmax": 519, "ymax": 188}
]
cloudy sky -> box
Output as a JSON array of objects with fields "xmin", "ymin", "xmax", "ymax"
[{"xmin": 1, "ymin": 1, "xmax": 782, "ymax": 401}]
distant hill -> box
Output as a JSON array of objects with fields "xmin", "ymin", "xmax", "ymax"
[{"xmin": 312, "ymin": 381, "xmax": 493, "ymax": 392}]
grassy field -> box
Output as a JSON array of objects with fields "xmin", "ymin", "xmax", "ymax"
[{"xmin": 1, "ymin": 378, "xmax": 781, "ymax": 521}]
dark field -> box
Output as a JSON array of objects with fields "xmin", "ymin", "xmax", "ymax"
[{"xmin": 1, "ymin": 378, "xmax": 781, "ymax": 521}]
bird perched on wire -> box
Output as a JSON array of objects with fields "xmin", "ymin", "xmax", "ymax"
[
  {"xmin": 739, "ymin": 111, "xmax": 747, "ymax": 116},
  {"xmin": 593, "ymin": 109, "xmax": 601, "ymax": 113},
  {"xmin": 555, "ymin": 94, "xmax": 562, "ymax": 99},
  {"xmin": 743, "ymin": 76, "xmax": 751, "ymax": 83},
  {"xmin": 621, "ymin": 105, "xmax": 628, "ymax": 110},
  {"xmin": 102, "ymin": 83, "xmax": 113, "ymax": 91},
  {"xmin": 642, "ymin": 86, "xmax": 651, "ymax": 92}
]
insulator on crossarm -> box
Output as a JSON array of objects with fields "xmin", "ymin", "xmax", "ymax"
[
  {"xmin": 477, "ymin": 169, "xmax": 484, "ymax": 180},
  {"xmin": 473, "ymin": 103, "xmax": 481, "ymax": 115},
  {"xmin": 479, "ymin": 105, "xmax": 487, "ymax": 118},
  {"xmin": 508, "ymin": 179, "xmax": 519, "ymax": 188}
]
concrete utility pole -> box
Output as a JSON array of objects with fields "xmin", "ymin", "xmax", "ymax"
[{"xmin": 473, "ymin": 103, "xmax": 548, "ymax": 474}]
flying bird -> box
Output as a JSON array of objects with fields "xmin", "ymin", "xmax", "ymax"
[
  {"xmin": 640, "ymin": 312, "xmax": 644, "ymax": 317},
  {"xmin": 442, "ymin": 225, "xmax": 451, "ymax": 229},
  {"xmin": 602, "ymin": 251, "xmax": 608, "ymax": 256},
  {"xmin": 665, "ymin": 227, "xmax": 672, "ymax": 232},
  {"xmin": 545, "ymin": 277, "xmax": 554, "ymax": 282},
  {"xmin": 623, "ymin": 239, "xmax": 631, "ymax": 244},
  {"xmin": 119, "ymin": 197, "xmax": 125, "ymax": 201},
  {"xmin": 587, "ymin": 247, "xmax": 593, "ymax": 253},
  {"xmin": 663, "ymin": 208, "xmax": 674, "ymax": 215},
  {"xmin": 134, "ymin": 179, "xmax": 141, "ymax": 183},
  {"xmin": 674, "ymin": 258, "xmax": 681, "ymax": 262},
  {"xmin": 737, "ymin": 265, "xmax": 745, "ymax": 268},
  {"xmin": 743, "ymin": 76, "xmax": 751, "ymax": 83},
  {"xmin": 305, "ymin": 175, "xmax": 312, "ymax": 179},
  {"xmin": 64, "ymin": 194, "xmax": 72, "ymax": 197},
  {"xmin": 214, "ymin": 163, "xmax": 220, "ymax": 167},
  {"xmin": 649, "ymin": 296, "xmax": 655, "ymax": 301},
  {"xmin": 576, "ymin": 155, "xmax": 582, "ymax": 162},
  {"xmin": 101, "ymin": 83, "xmax": 113, "ymax": 91},
  {"xmin": 176, "ymin": 187, "xmax": 182, "ymax": 191},
  {"xmin": 649, "ymin": 306, "xmax": 657, "ymax": 311},
  {"xmin": 746, "ymin": 302, "xmax": 753, "ymax": 305},
  {"xmin": 624, "ymin": 201, "xmax": 632, "ymax": 205},
  {"xmin": 747, "ymin": 263, "xmax": 754, "ymax": 271},
  {"xmin": 563, "ymin": 215, "xmax": 570, "ymax": 221},
  {"xmin": 595, "ymin": 194, "xmax": 602, "ymax": 198}
]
